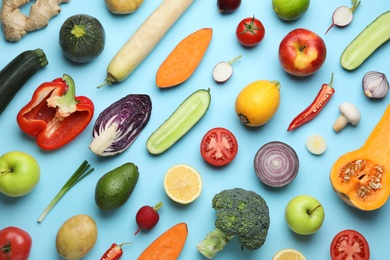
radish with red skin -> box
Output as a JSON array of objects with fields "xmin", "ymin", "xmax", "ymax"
[
  {"xmin": 212, "ymin": 55, "xmax": 242, "ymax": 83},
  {"xmin": 217, "ymin": 0, "xmax": 241, "ymax": 13},
  {"xmin": 325, "ymin": 0, "xmax": 360, "ymax": 34},
  {"xmin": 134, "ymin": 202, "xmax": 163, "ymax": 235}
]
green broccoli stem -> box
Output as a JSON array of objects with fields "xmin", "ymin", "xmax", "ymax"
[{"xmin": 196, "ymin": 228, "xmax": 234, "ymax": 259}]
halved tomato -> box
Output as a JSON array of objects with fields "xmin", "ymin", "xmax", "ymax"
[
  {"xmin": 330, "ymin": 229, "xmax": 370, "ymax": 260},
  {"xmin": 200, "ymin": 127, "xmax": 238, "ymax": 166}
]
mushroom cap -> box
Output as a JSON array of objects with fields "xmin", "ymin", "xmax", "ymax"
[{"xmin": 339, "ymin": 102, "xmax": 361, "ymax": 125}]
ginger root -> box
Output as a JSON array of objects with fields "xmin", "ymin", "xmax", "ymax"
[{"xmin": 0, "ymin": 0, "xmax": 68, "ymax": 42}]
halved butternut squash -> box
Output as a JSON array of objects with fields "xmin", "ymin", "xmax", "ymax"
[{"xmin": 330, "ymin": 105, "xmax": 390, "ymax": 211}]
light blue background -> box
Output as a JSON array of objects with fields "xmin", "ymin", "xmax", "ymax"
[{"xmin": 1, "ymin": 0, "xmax": 390, "ymax": 259}]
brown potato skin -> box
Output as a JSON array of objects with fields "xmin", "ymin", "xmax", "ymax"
[
  {"xmin": 56, "ymin": 214, "xmax": 98, "ymax": 260},
  {"xmin": 105, "ymin": 0, "xmax": 144, "ymax": 14}
]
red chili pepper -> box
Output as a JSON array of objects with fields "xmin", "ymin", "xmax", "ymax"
[
  {"xmin": 100, "ymin": 242, "xmax": 132, "ymax": 260},
  {"xmin": 16, "ymin": 74, "xmax": 94, "ymax": 150},
  {"xmin": 287, "ymin": 73, "xmax": 335, "ymax": 132}
]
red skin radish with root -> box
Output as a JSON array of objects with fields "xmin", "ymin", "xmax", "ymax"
[
  {"xmin": 134, "ymin": 202, "xmax": 163, "ymax": 235},
  {"xmin": 325, "ymin": 0, "xmax": 360, "ymax": 34}
]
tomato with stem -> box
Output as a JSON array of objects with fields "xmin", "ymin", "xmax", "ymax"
[
  {"xmin": 0, "ymin": 227, "xmax": 32, "ymax": 260},
  {"xmin": 330, "ymin": 229, "xmax": 370, "ymax": 260},
  {"xmin": 200, "ymin": 127, "xmax": 238, "ymax": 166},
  {"xmin": 236, "ymin": 16, "xmax": 265, "ymax": 47}
]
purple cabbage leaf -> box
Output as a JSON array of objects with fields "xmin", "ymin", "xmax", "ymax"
[{"xmin": 89, "ymin": 94, "xmax": 152, "ymax": 156}]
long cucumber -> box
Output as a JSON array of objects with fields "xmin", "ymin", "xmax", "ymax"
[
  {"xmin": 341, "ymin": 11, "xmax": 390, "ymax": 70},
  {"xmin": 146, "ymin": 89, "xmax": 211, "ymax": 155}
]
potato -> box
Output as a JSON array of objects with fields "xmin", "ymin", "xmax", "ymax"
[
  {"xmin": 56, "ymin": 214, "xmax": 98, "ymax": 260},
  {"xmin": 105, "ymin": 0, "xmax": 144, "ymax": 14}
]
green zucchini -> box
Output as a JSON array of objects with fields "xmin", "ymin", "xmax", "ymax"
[
  {"xmin": 341, "ymin": 11, "xmax": 390, "ymax": 71},
  {"xmin": 146, "ymin": 89, "xmax": 211, "ymax": 155},
  {"xmin": 0, "ymin": 49, "xmax": 48, "ymax": 115},
  {"xmin": 59, "ymin": 14, "xmax": 105, "ymax": 63}
]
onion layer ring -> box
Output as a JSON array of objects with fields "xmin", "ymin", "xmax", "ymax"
[{"xmin": 254, "ymin": 141, "xmax": 299, "ymax": 187}]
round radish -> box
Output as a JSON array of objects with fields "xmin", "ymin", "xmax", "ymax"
[
  {"xmin": 325, "ymin": 0, "xmax": 361, "ymax": 34},
  {"xmin": 134, "ymin": 201, "xmax": 163, "ymax": 235},
  {"xmin": 212, "ymin": 55, "xmax": 242, "ymax": 83}
]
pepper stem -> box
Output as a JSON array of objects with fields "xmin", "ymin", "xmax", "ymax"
[
  {"xmin": 47, "ymin": 74, "xmax": 79, "ymax": 118},
  {"xmin": 118, "ymin": 242, "xmax": 133, "ymax": 248},
  {"xmin": 328, "ymin": 72, "xmax": 334, "ymax": 87}
]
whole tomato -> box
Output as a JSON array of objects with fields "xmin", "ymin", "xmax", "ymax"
[
  {"xmin": 0, "ymin": 227, "xmax": 32, "ymax": 260},
  {"xmin": 236, "ymin": 16, "xmax": 265, "ymax": 47}
]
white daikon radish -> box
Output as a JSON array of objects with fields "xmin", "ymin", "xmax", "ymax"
[{"xmin": 99, "ymin": 0, "xmax": 195, "ymax": 87}]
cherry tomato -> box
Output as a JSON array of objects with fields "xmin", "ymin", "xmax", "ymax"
[
  {"xmin": 330, "ymin": 229, "xmax": 370, "ymax": 260},
  {"xmin": 200, "ymin": 127, "xmax": 238, "ymax": 166},
  {"xmin": 235, "ymin": 16, "xmax": 265, "ymax": 47},
  {"xmin": 0, "ymin": 226, "xmax": 32, "ymax": 260}
]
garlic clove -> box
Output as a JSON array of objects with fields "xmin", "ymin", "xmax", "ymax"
[{"xmin": 362, "ymin": 71, "xmax": 389, "ymax": 99}]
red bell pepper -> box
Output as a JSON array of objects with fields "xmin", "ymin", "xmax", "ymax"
[
  {"xmin": 100, "ymin": 242, "xmax": 132, "ymax": 260},
  {"xmin": 17, "ymin": 74, "xmax": 94, "ymax": 150},
  {"xmin": 287, "ymin": 73, "xmax": 335, "ymax": 132}
]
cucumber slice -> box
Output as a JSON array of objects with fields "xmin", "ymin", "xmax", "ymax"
[
  {"xmin": 341, "ymin": 11, "xmax": 390, "ymax": 71},
  {"xmin": 146, "ymin": 89, "xmax": 211, "ymax": 154}
]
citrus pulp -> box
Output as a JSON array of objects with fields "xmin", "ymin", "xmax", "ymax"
[
  {"xmin": 272, "ymin": 248, "xmax": 306, "ymax": 260},
  {"xmin": 163, "ymin": 164, "xmax": 202, "ymax": 204}
]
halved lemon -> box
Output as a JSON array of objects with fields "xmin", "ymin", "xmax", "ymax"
[
  {"xmin": 163, "ymin": 164, "xmax": 202, "ymax": 204},
  {"xmin": 272, "ymin": 248, "xmax": 306, "ymax": 260}
]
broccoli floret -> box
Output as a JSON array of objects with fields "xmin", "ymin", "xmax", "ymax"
[{"xmin": 196, "ymin": 188, "xmax": 270, "ymax": 259}]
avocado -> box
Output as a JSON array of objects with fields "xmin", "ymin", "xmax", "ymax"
[{"xmin": 95, "ymin": 162, "xmax": 139, "ymax": 210}]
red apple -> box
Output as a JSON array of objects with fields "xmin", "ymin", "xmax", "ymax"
[{"xmin": 278, "ymin": 28, "xmax": 327, "ymax": 77}]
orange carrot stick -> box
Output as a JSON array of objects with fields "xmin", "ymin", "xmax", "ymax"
[
  {"xmin": 156, "ymin": 28, "xmax": 213, "ymax": 88},
  {"xmin": 137, "ymin": 222, "xmax": 188, "ymax": 260}
]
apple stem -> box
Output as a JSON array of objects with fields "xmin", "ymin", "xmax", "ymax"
[
  {"xmin": 0, "ymin": 170, "xmax": 12, "ymax": 175},
  {"xmin": 307, "ymin": 204, "xmax": 322, "ymax": 215},
  {"xmin": 299, "ymin": 45, "xmax": 307, "ymax": 52}
]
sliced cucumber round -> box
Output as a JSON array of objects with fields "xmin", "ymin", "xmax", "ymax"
[
  {"xmin": 341, "ymin": 11, "xmax": 390, "ymax": 71},
  {"xmin": 146, "ymin": 89, "xmax": 211, "ymax": 154}
]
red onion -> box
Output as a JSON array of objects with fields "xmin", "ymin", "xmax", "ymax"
[
  {"xmin": 254, "ymin": 141, "xmax": 299, "ymax": 187},
  {"xmin": 362, "ymin": 71, "xmax": 389, "ymax": 99}
]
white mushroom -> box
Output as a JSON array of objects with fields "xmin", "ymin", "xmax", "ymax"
[{"xmin": 333, "ymin": 102, "xmax": 361, "ymax": 132}]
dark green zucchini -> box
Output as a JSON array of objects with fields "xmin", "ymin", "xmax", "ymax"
[{"xmin": 0, "ymin": 49, "xmax": 48, "ymax": 115}]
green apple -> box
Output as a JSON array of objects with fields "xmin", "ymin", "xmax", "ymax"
[
  {"xmin": 285, "ymin": 194, "xmax": 325, "ymax": 235},
  {"xmin": 0, "ymin": 151, "xmax": 40, "ymax": 197},
  {"xmin": 272, "ymin": 0, "xmax": 310, "ymax": 21}
]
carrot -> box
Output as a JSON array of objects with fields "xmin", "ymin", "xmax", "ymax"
[
  {"xmin": 99, "ymin": 0, "xmax": 195, "ymax": 88},
  {"xmin": 156, "ymin": 28, "xmax": 213, "ymax": 88},
  {"xmin": 137, "ymin": 222, "xmax": 188, "ymax": 260}
]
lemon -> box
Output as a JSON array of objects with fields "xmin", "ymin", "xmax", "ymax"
[
  {"xmin": 235, "ymin": 80, "xmax": 281, "ymax": 127},
  {"xmin": 272, "ymin": 248, "xmax": 306, "ymax": 260},
  {"xmin": 272, "ymin": 0, "xmax": 310, "ymax": 21},
  {"xmin": 163, "ymin": 164, "xmax": 202, "ymax": 204}
]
